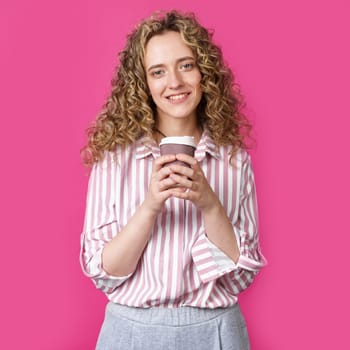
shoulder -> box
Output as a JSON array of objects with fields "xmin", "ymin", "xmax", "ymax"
[
  {"xmin": 216, "ymin": 145, "xmax": 250, "ymax": 167},
  {"xmin": 94, "ymin": 143, "xmax": 137, "ymax": 170},
  {"xmin": 235, "ymin": 148, "xmax": 250, "ymax": 164}
]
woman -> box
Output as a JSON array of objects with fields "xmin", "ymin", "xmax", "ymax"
[{"xmin": 80, "ymin": 10, "xmax": 266, "ymax": 350}]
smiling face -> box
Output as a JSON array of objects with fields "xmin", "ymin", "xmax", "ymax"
[{"xmin": 144, "ymin": 31, "xmax": 202, "ymax": 127}]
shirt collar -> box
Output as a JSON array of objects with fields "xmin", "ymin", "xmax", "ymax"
[
  {"xmin": 194, "ymin": 128, "xmax": 221, "ymax": 161},
  {"xmin": 135, "ymin": 128, "xmax": 221, "ymax": 161},
  {"xmin": 135, "ymin": 136, "xmax": 160, "ymax": 160}
]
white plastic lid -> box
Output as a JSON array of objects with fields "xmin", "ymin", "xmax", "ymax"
[{"xmin": 159, "ymin": 136, "xmax": 196, "ymax": 148}]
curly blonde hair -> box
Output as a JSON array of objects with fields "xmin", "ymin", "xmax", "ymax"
[{"xmin": 81, "ymin": 10, "xmax": 252, "ymax": 166}]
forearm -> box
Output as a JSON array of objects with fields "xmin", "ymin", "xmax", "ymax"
[
  {"xmin": 202, "ymin": 199, "xmax": 240, "ymax": 263},
  {"xmin": 102, "ymin": 202, "xmax": 158, "ymax": 277}
]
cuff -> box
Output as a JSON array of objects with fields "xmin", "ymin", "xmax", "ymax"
[
  {"xmin": 192, "ymin": 233, "xmax": 267, "ymax": 283},
  {"xmin": 80, "ymin": 246, "xmax": 132, "ymax": 290},
  {"xmin": 191, "ymin": 233, "xmax": 236, "ymax": 283},
  {"xmin": 236, "ymin": 253, "xmax": 267, "ymax": 272}
]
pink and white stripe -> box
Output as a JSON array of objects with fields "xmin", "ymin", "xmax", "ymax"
[{"xmin": 80, "ymin": 129, "xmax": 266, "ymax": 308}]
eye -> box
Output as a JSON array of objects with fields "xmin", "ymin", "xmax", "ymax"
[
  {"xmin": 150, "ymin": 69, "xmax": 165, "ymax": 78},
  {"xmin": 180, "ymin": 62, "xmax": 195, "ymax": 71}
]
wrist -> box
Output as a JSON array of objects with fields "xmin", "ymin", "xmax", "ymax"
[
  {"xmin": 201, "ymin": 197, "xmax": 222, "ymax": 216},
  {"xmin": 140, "ymin": 200, "xmax": 161, "ymax": 218}
]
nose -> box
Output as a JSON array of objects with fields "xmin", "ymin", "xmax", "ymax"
[{"xmin": 167, "ymin": 69, "xmax": 183, "ymax": 89}]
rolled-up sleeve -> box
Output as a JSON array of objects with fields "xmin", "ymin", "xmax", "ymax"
[
  {"xmin": 80, "ymin": 152, "xmax": 131, "ymax": 294},
  {"xmin": 192, "ymin": 151, "xmax": 266, "ymax": 288}
]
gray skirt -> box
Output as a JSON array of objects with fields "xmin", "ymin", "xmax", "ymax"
[{"xmin": 96, "ymin": 302, "xmax": 250, "ymax": 350}]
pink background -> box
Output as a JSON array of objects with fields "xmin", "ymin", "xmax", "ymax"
[{"xmin": 1, "ymin": 0, "xmax": 349, "ymax": 349}]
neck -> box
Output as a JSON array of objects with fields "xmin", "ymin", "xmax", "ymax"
[{"xmin": 154, "ymin": 119, "xmax": 202, "ymax": 144}]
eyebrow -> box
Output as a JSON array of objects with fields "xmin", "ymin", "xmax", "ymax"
[{"xmin": 147, "ymin": 56, "xmax": 195, "ymax": 72}]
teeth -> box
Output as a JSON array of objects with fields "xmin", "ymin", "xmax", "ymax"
[{"xmin": 169, "ymin": 93, "xmax": 187, "ymax": 100}]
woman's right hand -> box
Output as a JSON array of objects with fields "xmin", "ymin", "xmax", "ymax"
[{"xmin": 143, "ymin": 154, "xmax": 180, "ymax": 214}]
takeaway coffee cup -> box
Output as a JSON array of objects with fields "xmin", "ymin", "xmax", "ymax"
[{"xmin": 159, "ymin": 136, "xmax": 196, "ymax": 167}]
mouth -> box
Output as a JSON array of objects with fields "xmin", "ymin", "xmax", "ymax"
[{"xmin": 166, "ymin": 92, "xmax": 190, "ymax": 101}]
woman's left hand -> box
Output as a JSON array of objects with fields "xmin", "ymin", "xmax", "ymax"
[{"xmin": 168, "ymin": 153, "xmax": 219, "ymax": 211}]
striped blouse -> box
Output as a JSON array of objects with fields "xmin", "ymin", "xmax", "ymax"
[{"xmin": 80, "ymin": 129, "xmax": 266, "ymax": 308}]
